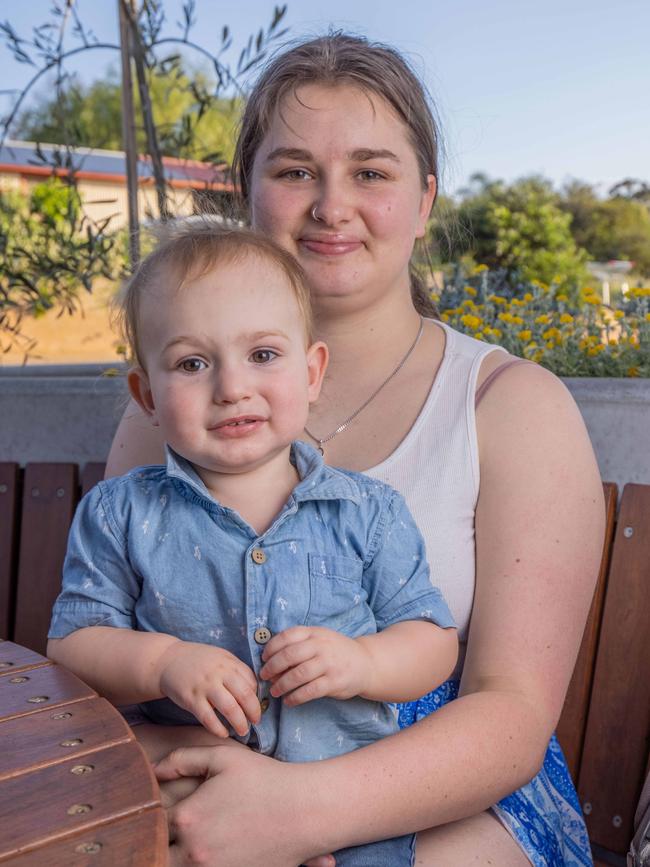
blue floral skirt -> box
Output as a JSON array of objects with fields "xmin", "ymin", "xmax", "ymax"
[{"xmin": 396, "ymin": 681, "xmax": 593, "ymax": 866}]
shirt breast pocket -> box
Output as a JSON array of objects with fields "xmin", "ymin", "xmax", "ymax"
[{"xmin": 306, "ymin": 553, "xmax": 368, "ymax": 633}]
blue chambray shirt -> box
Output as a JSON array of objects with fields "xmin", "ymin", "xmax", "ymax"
[{"xmin": 49, "ymin": 441, "xmax": 455, "ymax": 761}]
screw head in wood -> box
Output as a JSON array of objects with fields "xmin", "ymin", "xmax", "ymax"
[
  {"xmin": 27, "ymin": 695, "xmax": 49, "ymax": 703},
  {"xmin": 583, "ymin": 802, "xmax": 592, "ymax": 815},
  {"xmin": 9, "ymin": 676, "xmax": 28, "ymax": 683},
  {"xmin": 75, "ymin": 842, "xmax": 102, "ymax": 854},
  {"xmin": 624, "ymin": 526, "xmax": 634, "ymax": 538},
  {"xmin": 70, "ymin": 764, "xmax": 94, "ymax": 775},
  {"xmin": 67, "ymin": 803, "xmax": 92, "ymax": 815},
  {"xmin": 60, "ymin": 738, "xmax": 83, "ymax": 747},
  {"xmin": 612, "ymin": 815, "xmax": 622, "ymax": 827}
]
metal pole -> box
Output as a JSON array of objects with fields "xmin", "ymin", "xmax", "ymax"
[{"xmin": 118, "ymin": 0, "xmax": 140, "ymax": 266}]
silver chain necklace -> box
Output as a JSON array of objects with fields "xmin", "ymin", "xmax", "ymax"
[{"xmin": 304, "ymin": 317, "xmax": 424, "ymax": 455}]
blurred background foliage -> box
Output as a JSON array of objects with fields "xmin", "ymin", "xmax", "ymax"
[{"xmin": 1, "ymin": 1, "xmax": 649, "ymax": 372}]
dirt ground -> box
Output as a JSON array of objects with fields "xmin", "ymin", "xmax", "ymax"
[{"xmin": 3, "ymin": 282, "xmax": 123, "ymax": 366}]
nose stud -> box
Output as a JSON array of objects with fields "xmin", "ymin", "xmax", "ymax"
[{"xmin": 311, "ymin": 204, "xmax": 322, "ymax": 223}]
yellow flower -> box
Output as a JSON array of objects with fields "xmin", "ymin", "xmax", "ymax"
[
  {"xmin": 627, "ymin": 366, "xmax": 641, "ymax": 377},
  {"xmin": 545, "ymin": 341, "xmax": 555, "ymax": 350},
  {"xmin": 532, "ymin": 350, "xmax": 544, "ymax": 362},
  {"xmin": 587, "ymin": 344, "xmax": 605, "ymax": 356},
  {"xmin": 441, "ymin": 312, "xmax": 450, "ymax": 322},
  {"xmin": 474, "ymin": 331, "xmax": 484, "ymax": 340},
  {"xmin": 464, "ymin": 285, "xmax": 477, "ymax": 297},
  {"xmin": 535, "ymin": 314, "xmax": 551, "ymax": 325},
  {"xmin": 523, "ymin": 293, "xmax": 534, "ymax": 303},
  {"xmin": 472, "ymin": 264, "xmax": 488, "ymax": 274},
  {"xmin": 614, "ymin": 310, "xmax": 625, "ymax": 320},
  {"xmin": 488, "ymin": 294, "xmax": 507, "ymax": 306},
  {"xmin": 460, "ymin": 313, "xmax": 482, "ymax": 331},
  {"xmin": 498, "ymin": 312, "xmax": 514, "ymax": 324},
  {"xmin": 511, "ymin": 298, "xmax": 525, "ymax": 307},
  {"xmin": 584, "ymin": 296, "xmax": 600, "ymax": 306},
  {"xmin": 559, "ymin": 313, "xmax": 574, "ymax": 324},
  {"xmin": 645, "ymin": 313, "xmax": 650, "ymax": 322},
  {"xmin": 556, "ymin": 293, "xmax": 569, "ymax": 302},
  {"xmin": 518, "ymin": 330, "xmax": 532, "ymax": 342},
  {"xmin": 461, "ymin": 299, "xmax": 476, "ymax": 309},
  {"xmin": 542, "ymin": 327, "xmax": 562, "ymax": 343},
  {"xmin": 512, "ymin": 315, "xmax": 524, "ymax": 326}
]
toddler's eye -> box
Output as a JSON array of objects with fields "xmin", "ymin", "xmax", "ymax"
[
  {"xmin": 179, "ymin": 358, "xmax": 207, "ymax": 373},
  {"xmin": 251, "ymin": 349, "xmax": 277, "ymax": 364}
]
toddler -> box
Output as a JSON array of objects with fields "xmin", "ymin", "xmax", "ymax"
[{"xmin": 48, "ymin": 223, "xmax": 457, "ymax": 866}]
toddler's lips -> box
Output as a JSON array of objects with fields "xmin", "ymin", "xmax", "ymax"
[{"xmin": 211, "ymin": 416, "xmax": 266, "ymax": 437}]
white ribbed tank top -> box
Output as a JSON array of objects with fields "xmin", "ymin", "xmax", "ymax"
[{"xmin": 365, "ymin": 321, "xmax": 506, "ymax": 673}]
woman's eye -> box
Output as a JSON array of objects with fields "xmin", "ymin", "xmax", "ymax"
[
  {"xmin": 280, "ymin": 168, "xmax": 312, "ymax": 181},
  {"xmin": 357, "ymin": 169, "xmax": 385, "ymax": 181},
  {"xmin": 251, "ymin": 349, "xmax": 277, "ymax": 364},
  {"xmin": 179, "ymin": 358, "xmax": 207, "ymax": 373}
]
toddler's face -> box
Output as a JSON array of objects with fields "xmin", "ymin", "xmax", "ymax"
[{"xmin": 129, "ymin": 253, "xmax": 327, "ymax": 478}]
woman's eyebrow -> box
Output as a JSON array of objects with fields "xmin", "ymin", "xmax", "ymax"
[
  {"xmin": 266, "ymin": 147, "xmax": 312, "ymax": 162},
  {"xmin": 265, "ymin": 147, "xmax": 400, "ymax": 163},
  {"xmin": 349, "ymin": 148, "xmax": 400, "ymax": 162}
]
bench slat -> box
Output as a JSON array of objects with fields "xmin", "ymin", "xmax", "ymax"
[
  {"xmin": 13, "ymin": 464, "xmax": 79, "ymax": 655},
  {"xmin": 0, "ymin": 464, "xmax": 20, "ymax": 640},
  {"xmin": 557, "ymin": 482, "xmax": 618, "ymax": 780},
  {"xmin": 579, "ymin": 483, "xmax": 650, "ymax": 853},
  {"xmin": 81, "ymin": 462, "xmax": 106, "ymax": 498},
  {"xmin": 0, "ymin": 808, "xmax": 167, "ymax": 866}
]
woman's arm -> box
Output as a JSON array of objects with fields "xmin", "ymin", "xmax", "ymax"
[
  {"xmin": 105, "ymin": 399, "xmax": 165, "ymax": 477},
  {"xmin": 151, "ymin": 362, "xmax": 606, "ymax": 864}
]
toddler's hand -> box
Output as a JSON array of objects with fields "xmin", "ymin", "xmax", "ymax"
[
  {"xmin": 259, "ymin": 626, "xmax": 372, "ymax": 706},
  {"xmin": 156, "ymin": 641, "xmax": 261, "ymax": 737}
]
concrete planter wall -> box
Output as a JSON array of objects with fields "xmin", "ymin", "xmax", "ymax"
[{"xmin": 0, "ymin": 365, "xmax": 649, "ymax": 490}]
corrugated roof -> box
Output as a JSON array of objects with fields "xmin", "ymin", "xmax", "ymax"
[{"xmin": 0, "ymin": 139, "xmax": 232, "ymax": 189}]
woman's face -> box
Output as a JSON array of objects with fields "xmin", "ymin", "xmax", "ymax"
[{"xmin": 249, "ymin": 84, "xmax": 436, "ymax": 315}]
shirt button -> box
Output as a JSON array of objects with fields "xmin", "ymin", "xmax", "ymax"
[
  {"xmin": 260, "ymin": 697, "xmax": 270, "ymax": 712},
  {"xmin": 254, "ymin": 627, "xmax": 272, "ymax": 645},
  {"xmin": 251, "ymin": 547, "xmax": 266, "ymax": 565}
]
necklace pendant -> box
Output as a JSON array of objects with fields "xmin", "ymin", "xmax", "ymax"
[{"xmin": 317, "ymin": 446, "xmax": 324, "ymax": 456}]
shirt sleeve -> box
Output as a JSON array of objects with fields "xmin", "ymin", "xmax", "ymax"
[
  {"xmin": 362, "ymin": 488, "xmax": 456, "ymax": 631},
  {"xmin": 48, "ymin": 483, "xmax": 140, "ymax": 638}
]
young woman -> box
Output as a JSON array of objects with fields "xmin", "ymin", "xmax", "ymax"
[{"xmin": 107, "ymin": 34, "xmax": 605, "ymax": 866}]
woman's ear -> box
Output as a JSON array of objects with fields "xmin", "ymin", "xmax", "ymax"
[
  {"xmin": 306, "ymin": 341, "xmax": 329, "ymax": 404},
  {"xmin": 127, "ymin": 367, "xmax": 159, "ymax": 426},
  {"xmin": 415, "ymin": 174, "xmax": 437, "ymax": 239}
]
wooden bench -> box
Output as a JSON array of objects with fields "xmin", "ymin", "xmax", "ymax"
[{"xmin": 1, "ymin": 463, "xmax": 649, "ymax": 865}]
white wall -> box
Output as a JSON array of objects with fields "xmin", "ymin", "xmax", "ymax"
[{"xmin": 1, "ymin": 366, "xmax": 649, "ymax": 491}]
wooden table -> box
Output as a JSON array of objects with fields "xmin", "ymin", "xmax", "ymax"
[{"xmin": 0, "ymin": 641, "xmax": 167, "ymax": 865}]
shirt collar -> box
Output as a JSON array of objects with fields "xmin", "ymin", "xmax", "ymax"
[{"xmin": 164, "ymin": 441, "xmax": 361, "ymax": 507}]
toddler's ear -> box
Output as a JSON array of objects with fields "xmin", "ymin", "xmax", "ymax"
[
  {"xmin": 306, "ymin": 341, "xmax": 329, "ymax": 403},
  {"xmin": 128, "ymin": 367, "xmax": 159, "ymax": 426}
]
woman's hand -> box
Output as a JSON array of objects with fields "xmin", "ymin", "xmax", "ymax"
[{"xmin": 154, "ymin": 745, "xmax": 335, "ymax": 867}]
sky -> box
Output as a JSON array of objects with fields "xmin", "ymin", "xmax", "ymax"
[{"xmin": 1, "ymin": 0, "xmax": 648, "ymax": 197}]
